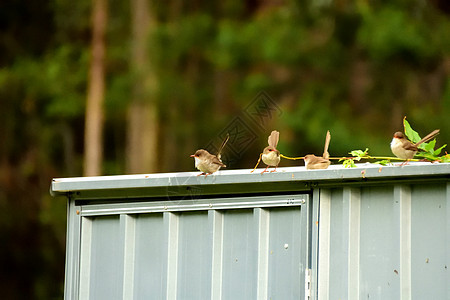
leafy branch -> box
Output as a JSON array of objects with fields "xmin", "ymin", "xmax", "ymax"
[
  {"xmin": 337, "ymin": 148, "xmax": 411, "ymax": 168},
  {"xmin": 339, "ymin": 118, "xmax": 448, "ymax": 168}
]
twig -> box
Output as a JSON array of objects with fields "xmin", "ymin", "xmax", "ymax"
[
  {"xmin": 280, "ymin": 154, "xmax": 304, "ymax": 160},
  {"xmin": 250, "ymin": 153, "xmax": 262, "ymax": 173}
]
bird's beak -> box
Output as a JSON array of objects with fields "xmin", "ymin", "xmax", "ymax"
[{"xmin": 190, "ymin": 154, "xmax": 195, "ymax": 157}]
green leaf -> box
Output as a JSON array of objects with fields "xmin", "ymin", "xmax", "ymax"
[
  {"xmin": 419, "ymin": 139, "xmax": 436, "ymax": 152},
  {"xmin": 415, "ymin": 152, "xmax": 439, "ymax": 161},
  {"xmin": 349, "ymin": 148, "xmax": 369, "ymax": 161},
  {"xmin": 440, "ymin": 154, "xmax": 450, "ymax": 163},
  {"xmin": 340, "ymin": 158, "xmax": 357, "ymax": 168},
  {"xmin": 434, "ymin": 144, "xmax": 447, "ymax": 156},
  {"xmin": 375, "ymin": 160, "xmax": 391, "ymax": 166},
  {"xmin": 403, "ymin": 117, "xmax": 421, "ymax": 144}
]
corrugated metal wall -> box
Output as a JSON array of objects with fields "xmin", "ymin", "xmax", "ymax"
[
  {"xmin": 69, "ymin": 194, "xmax": 309, "ymax": 300},
  {"xmin": 315, "ymin": 182, "xmax": 450, "ymax": 300},
  {"xmin": 54, "ymin": 166, "xmax": 450, "ymax": 299}
]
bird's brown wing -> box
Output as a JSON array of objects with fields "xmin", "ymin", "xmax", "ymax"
[
  {"xmin": 268, "ymin": 130, "xmax": 279, "ymax": 148},
  {"xmin": 210, "ymin": 154, "xmax": 226, "ymax": 167},
  {"xmin": 403, "ymin": 141, "xmax": 419, "ymax": 151},
  {"xmin": 305, "ymin": 154, "xmax": 331, "ymax": 170},
  {"xmin": 311, "ymin": 156, "xmax": 330, "ymax": 164}
]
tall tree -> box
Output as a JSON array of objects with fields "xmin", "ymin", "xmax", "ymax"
[
  {"xmin": 84, "ymin": 0, "xmax": 108, "ymax": 176},
  {"xmin": 126, "ymin": 0, "xmax": 158, "ymax": 173}
]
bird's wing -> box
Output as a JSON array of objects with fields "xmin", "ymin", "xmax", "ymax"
[
  {"xmin": 311, "ymin": 156, "xmax": 330, "ymax": 164},
  {"xmin": 210, "ymin": 154, "xmax": 226, "ymax": 167},
  {"xmin": 403, "ymin": 142, "xmax": 418, "ymax": 151}
]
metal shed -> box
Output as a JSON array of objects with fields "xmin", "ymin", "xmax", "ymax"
[{"xmin": 51, "ymin": 163, "xmax": 450, "ymax": 300}]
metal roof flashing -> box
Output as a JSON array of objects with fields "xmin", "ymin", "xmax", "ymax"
[{"xmin": 50, "ymin": 162, "xmax": 450, "ymax": 200}]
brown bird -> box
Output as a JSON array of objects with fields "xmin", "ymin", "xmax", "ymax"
[
  {"xmin": 190, "ymin": 134, "xmax": 229, "ymax": 176},
  {"xmin": 261, "ymin": 130, "xmax": 281, "ymax": 174},
  {"xmin": 304, "ymin": 130, "xmax": 331, "ymax": 170},
  {"xmin": 390, "ymin": 129, "xmax": 440, "ymax": 160}
]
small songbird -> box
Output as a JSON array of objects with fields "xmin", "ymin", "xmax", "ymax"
[
  {"xmin": 304, "ymin": 130, "xmax": 331, "ymax": 170},
  {"xmin": 390, "ymin": 129, "xmax": 440, "ymax": 160},
  {"xmin": 261, "ymin": 130, "xmax": 281, "ymax": 173},
  {"xmin": 190, "ymin": 134, "xmax": 229, "ymax": 176}
]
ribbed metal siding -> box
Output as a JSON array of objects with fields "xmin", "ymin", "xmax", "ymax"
[
  {"xmin": 316, "ymin": 182, "xmax": 450, "ymax": 300},
  {"xmin": 69, "ymin": 194, "xmax": 309, "ymax": 299},
  {"xmin": 54, "ymin": 164, "xmax": 450, "ymax": 299}
]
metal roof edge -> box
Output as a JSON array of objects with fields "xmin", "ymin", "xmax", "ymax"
[{"xmin": 50, "ymin": 162, "xmax": 450, "ymax": 196}]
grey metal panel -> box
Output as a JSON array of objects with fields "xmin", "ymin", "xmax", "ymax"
[
  {"xmin": 68, "ymin": 194, "xmax": 307, "ymax": 300},
  {"xmin": 317, "ymin": 181, "xmax": 450, "ymax": 300},
  {"xmin": 397, "ymin": 185, "xmax": 411, "ymax": 299},
  {"xmin": 255, "ymin": 208, "xmax": 270, "ymax": 299},
  {"xmin": 346, "ymin": 187, "xmax": 361, "ymax": 300},
  {"xmin": 311, "ymin": 188, "xmax": 323, "ymax": 300},
  {"xmin": 327, "ymin": 187, "xmax": 362, "ymax": 299},
  {"xmin": 411, "ymin": 183, "xmax": 448, "ymax": 299},
  {"xmin": 132, "ymin": 213, "xmax": 165, "ymax": 299},
  {"xmin": 221, "ymin": 209, "xmax": 257, "ymax": 299},
  {"xmin": 121, "ymin": 214, "xmax": 136, "ymax": 299},
  {"xmin": 164, "ymin": 212, "xmax": 179, "ymax": 299},
  {"xmin": 209, "ymin": 210, "xmax": 224, "ymax": 299},
  {"xmin": 267, "ymin": 207, "xmax": 303, "ymax": 299},
  {"xmin": 447, "ymin": 182, "xmax": 450, "ymax": 300},
  {"xmin": 359, "ymin": 186, "xmax": 399, "ymax": 300},
  {"xmin": 176, "ymin": 211, "xmax": 211, "ymax": 299},
  {"xmin": 64, "ymin": 199, "xmax": 81, "ymax": 300},
  {"xmin": 86, "ymin": 216, "xmax": 124, "ymax": 300},
  {"xmin": 316, "ymin": 189, "xmax": 329, "ymax": 300},
  {"xmin": 328, "ymin": 188, "xmax": 346, "ymax": 298}
]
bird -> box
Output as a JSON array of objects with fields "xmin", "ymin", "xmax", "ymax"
[
  {"xmin": 304, "ymin": 130, "xmax": 331, "ymax": 170},
  {"xmin": 390, "ymin": 129, "xmax": 440, "ymax": 160},
  {"xmin": 190, "ymin": 134, "xmax": 229, "ymax": 176},
  {"xmin": 260, "ymin": 130, "xmax": 281, "ymax": 174}
]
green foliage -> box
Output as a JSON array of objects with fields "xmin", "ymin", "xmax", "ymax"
[
  {"xmin": 341, "ymin": 119, "xmax": 448, "ymax": 167},
  {"xmin": 339, "ymin": 149, "xmax": 369, "ymax": 168},
  {"xmin": 404, "ymin": 117, "xmax": 447, "ymax": 161},
  {"xmin": 357, "ymin": 6, "xmax": 435, "ymax": 64},
  {"xmin": 375, "ymin": 160, "xmax": 392, "ymax": 166}
]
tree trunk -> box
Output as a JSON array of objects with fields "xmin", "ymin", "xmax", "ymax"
[
  {"xmin": 126, "ymin": 0, "xmax": 158, "ymax": 174},
  {"xmin": 84, "ymin": 0, "xmax": 107, "ymax": 176}
]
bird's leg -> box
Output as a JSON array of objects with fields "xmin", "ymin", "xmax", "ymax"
[
  {"xmin": 399, "ymin": 159, "xmax": 410, "ymax": 166},
  {"xmin": 261, "ymin": 165, "xmax": 269, "ymax": 174},
  {"xmin": 197, "ymin": 172, "xmax": 206, "ymax": 176},
  {"xmin": 270, "ymin": 165, "xmax": 278, "ymax": 172}
]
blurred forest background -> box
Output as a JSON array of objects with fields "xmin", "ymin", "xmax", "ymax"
[{"xmin": 1, "ymin": 0, "xmax": 450, "ymax": 298}]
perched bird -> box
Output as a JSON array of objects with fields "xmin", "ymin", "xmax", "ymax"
[
  {"xmin": 261, "ymin": 130, "xmax": 281, "ymax": 173},
  {"xmin": 190, "ymin": 134, "xmax": 229, "ymax": 176},
  {"xmin": 390, "ymin": 129, "xmax": 440, "ymax": 160},
  {"xmin": 304, "ymin": 130, "xmax": 331, "ymax": 170}
]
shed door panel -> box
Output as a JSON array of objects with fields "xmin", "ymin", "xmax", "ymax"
[{"xmin": 76, "ymin": 194, "xmax": 309, "ymax": 300}]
